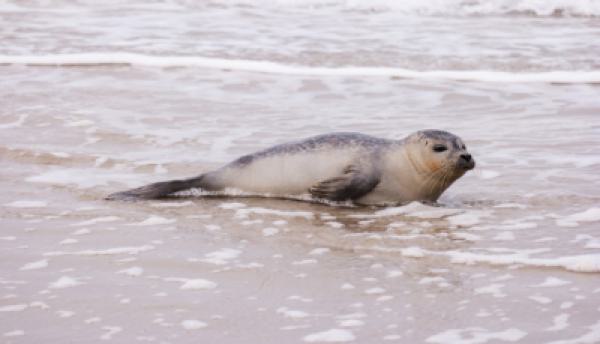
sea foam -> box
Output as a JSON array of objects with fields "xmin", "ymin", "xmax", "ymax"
[
  {"xmin": 209, "ymin": 0, "xmax": 600, "ymax": 17},
  {"xmin": 1, "ymin": 53, "xmax": 599, "ymax": 84}
]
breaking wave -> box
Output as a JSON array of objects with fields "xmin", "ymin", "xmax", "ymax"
[{"xmin": 2, "ymin": 53, "xmax": 600, "ymax": 84}]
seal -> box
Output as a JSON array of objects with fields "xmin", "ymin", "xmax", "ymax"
[{"xmin": 106, "ymin": 130, "xmax": 475, "ymax": 205}]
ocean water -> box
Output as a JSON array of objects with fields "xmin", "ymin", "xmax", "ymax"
[{"xmin": 1, "ymin": 0, "xmax": 600, "ymax": 343}]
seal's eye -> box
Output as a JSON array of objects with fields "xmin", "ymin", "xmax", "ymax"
[{"xmin": 433, "ymin": 145, "xmax": 447, "ymax": 153}]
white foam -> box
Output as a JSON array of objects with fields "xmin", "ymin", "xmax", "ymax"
[
  {"xmin": 2, "ymin": 53, "xmax": 599, "ymax": 84},
  {"xmin": 29, "ymin": 301, "xmax": 49, "ymax": 310},
  {"xmin": 3, "ymin": 330, "xmax": 25, "ymax": 337},
  {"xmin": 180, "ymin": 279, "xmax": 218, "ymax": 290},
  {"xmin": 45, "ymin": 245, "xmax": 155, "ymax": 256},
  {"xmin": 364, "ymin": 287, "xmax": 386, "ymax": 295},
  {"xmin": 386, "ymin": 270, "xmax": 404, "ymax": 278},
  {"xmin": 556, "ymin": 208, "xmax": 600, "ymax": 227},
  {"xmin": 235, "ymin": 207, "xmax": 314, "ymax": 219},
  {"xmin": 72, "ymin": 228, "xmax": 91, "ymax": 235},
  {"xmin": 19, "ymin": 259, "xmax": 48, "ymax": 271},
  {"xmin": 4, "ymin": 200, "xmax": 47, "ymax": 208},
  {"xmin": 293, "ymin": 259, "xmax": 318, "ymax": 265},
  {"xmin": 49, "ymin": 276, "xmax": 83, "ymax": 289},
  {"xmin": 364, "ymin": 245, "xmax": 600, "ymax": 273},
  {"xmin": 26, "ymin": 168, "xmax": 148, "ymax": 189},
  {"xmin": 493, "ymin": 232, "xmax": 515, "ymax": 241},
  {"xmin": 478, "ymin": 170, "xmax": 501, "ymax": 180},
  {"xmin": 100, "ymin": 326, "xmax": 122, "ymax": 340},
  {"xmin": 426, "ymin": 327, "xmax": 527, "ymax": 344},
  {"xmin": 150, "ymin": 201, "xmax": 194, "ymax": 208},
  {"xmin": 447, "ymin": 211, "xmax": 490, "ymax": 227},
  {"xmin": 117, "ymin": 266, "xmax": 144, "ymax": 277},
  {"xmin": 219, "ymin": 202, "xmax": 247, "ymax": 209},
  {"xmin": 59, "ymin": 238, "xmax": 78, "ymax": 245},
  {"xmin": 181, "ymin": 320, "xmax": 207, "ymax": 330},
  {"xmin": 277, "ymin": 307, "xmax": 310, "ymax": 318},
  {"xmin": 130, "ymin": 216, "xmax": 176, "ymax": 226},
  {"xmin": 546, "ymin": 314, "xmax": 570, "ymax": 331},
  {"xmin": 262, "ymin": 227, "xmax": 280, "ymax": 236},
  {"xmin": 419, "ymin": 276, "xmax": 446, "ymax": 285},
  {"xmin": 338, "ymin": 319, "xmax": 364, "ymax": 327},
  {"xmin": 193, "ymin": 0, "xmax": 600, "ymax": 17},
  {"xmin": 529, "ymin": 295, "xmax": 552, "ymax": 304},
  {"xmin": 350, "ymin": 202, "xmax": 461, "ymax": 219},
  {"xmin": 56, "ymin": 310, "xmax": 75, "ymax": 318},
  {"xmin": 309, "ymin": 248, "xmax": 331, "ymax": 256},
  {"xmin": 547, "ymin": 320, "xmax": 600, "ymax": 344},
  {"xmin": 72, "ymin": 216, "xmax": 120, "ymax": 227},
  {"xmin": 304, "ymin": 329, "xmax": 356, "ymax": 343},
  {"xmin": 85, "ymin": 317, "xmax": 102, "ymax": 324},
  {"xmin": 202, "ymin": 248, "xmax": 241, "ymax": 265},
  {"xmin": 531, "ymin": 277, "xmax": 571, "ymax": 288},
  {"xmin": 475, "ymin": 284, "xmax": 506, "ymax": 298},
  {"xmin": 0, "ymin": 304, "xmax": 28, "ymax": 312},
  {"xmin": 400, "ymin": 247, "xmax": 426, "ymax": 258},
  {"xmin": 446, "ymin": 251, "xmax": 600, "ymax": 273}
]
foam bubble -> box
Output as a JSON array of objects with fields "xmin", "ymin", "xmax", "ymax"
[
  {"xmin": 4, "ymin": 200, "xmax": 47, "ymax": 208},
  {"xmin": 277, "ymin": 307, "xmax": 310, "ymax": 318},
  {"xmin": 180, "ymin": 279, "xmax": 218, "ymax": 290},
  {"xmin": 262, "ymin": 227, "xmax": 280, "ymax": 236},
  {"xmin": 304, "ymin": 329, "xmax": 356, "ymax": 343},
  {"xmin": 400, "ymin": 247, "xmax": 425, "ymax": 258},
  {"xmin": 49, "ymin": 276, "xmax": 83, "ymax": 289},
  {"xmin": 547, "ymin": 320, "xmax": 600, "ymax": 344},
  {"xmin": 426, "ymin": 327, "xmax": 527, "ymax": 343},
  {"xmin": 338, "ymin": 319, "xmax": 364, "ymax": 327},
  {"xmin": 72, "ymin": 216, "xmax": 120, "ymax": 227},
  {"xmin": 0, "ymin": 304, "xmax": 28, "ymax": 312},
  {"xmin": 531, "ymin": 277, "xmax": 571, "ymax": 288},
  {"xmin": 546, "ymin": 314, "xmax": 570, "ymax": 331},
  {"xmin": 556, "ymin": 208, "xmax": 600, "ymax": 227},
  {"xmin": 364, "ymin": 287, "xmax": 386, "ymax": 295},
  {"xmin": 19, "ymin": 259, "xmax": 48, "ymax": 271},
  {"xmin": 202, "ymin": 248, "xmax": 241, "ymax": 265},
  {"xmin": 45, "ymin": 245, "xmax": 155, "ymax": 256},
  {"xmin": 3, "ymin": 330, "xmax": 25, "ymax": 337},
  {"xmin": 235, "ymin": 207, "xmax": 314, "ymax": 219},
  {"xmin": 131, "ymin": 216, "xmax": 176, "ymax": 226},
  {"xmin": 117, "ymin": 267, "xmax": 144, "ymax": 277},
  {"xmin": 181, "ymin": 320, "xmax": 207, "ymax": 330},
  {"xmin": 474, "ymin": 284, "xmax": 506, "ymax": 298}
]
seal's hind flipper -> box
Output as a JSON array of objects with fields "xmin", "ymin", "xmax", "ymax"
[
  {"xmin": 308, "ymin": 165, "xmax": 380, "ymax": 202},
  {"xmin": 106, "ymin": 176, "xmax": 206, "ymax": 201}
]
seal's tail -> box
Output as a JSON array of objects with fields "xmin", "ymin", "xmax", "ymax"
[{"xmin": 105, "ymin": 175, "xmax": 207, "ymax": 201}]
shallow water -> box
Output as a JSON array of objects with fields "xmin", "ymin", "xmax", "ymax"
[{"xmin": 2, "ymin": 0, "xmax": 600, "ymax": 343}]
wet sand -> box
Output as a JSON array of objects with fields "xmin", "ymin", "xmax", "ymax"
[
  {"xmin": 2, "ymin": 65, "xmax": 600, "ymax": 343},
  {"xmin": 2, "ymin": 1, "xmax": 600, "ymax": 343}
]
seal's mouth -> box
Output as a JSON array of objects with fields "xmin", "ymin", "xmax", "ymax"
[{"xmin": 457, "ymin": 154, "xmax": 475, "ymax": 171}]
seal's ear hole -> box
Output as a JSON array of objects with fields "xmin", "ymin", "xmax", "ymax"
[{"xmin": 433, "ymin": 144, "xmax": 448, "ymax": 153}]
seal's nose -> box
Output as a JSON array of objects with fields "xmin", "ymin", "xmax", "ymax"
[{"xmin": 458, "ymin": 153, "xmax": 475, "ymax": 170}]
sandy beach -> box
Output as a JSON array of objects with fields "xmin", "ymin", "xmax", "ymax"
[{"xmin": 2, "ymin": 1, "xmax": 600, "ymax": 343}]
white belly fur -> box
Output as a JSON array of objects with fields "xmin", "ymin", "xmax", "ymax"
[{"xmin": 220, "ymin": 149, "xmax": 359, "ymax": 195}]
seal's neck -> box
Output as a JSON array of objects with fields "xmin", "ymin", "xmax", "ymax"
[{"xmin": 388, "ymin": 143, "xmax": 462, "ymax": 202}]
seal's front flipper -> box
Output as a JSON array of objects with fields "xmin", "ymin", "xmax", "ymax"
[
  {"xmin": 106, "ymin": 175, "xmax": 206, "ymax": 201},
  {"xmin": 308, "ymin": 165, "xmax": 380, "ymax": 202}
]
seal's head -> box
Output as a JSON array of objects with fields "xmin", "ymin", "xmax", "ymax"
[{"xmin": 403, "ymin": 129, "xmax": 475, "ymax": 199}]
